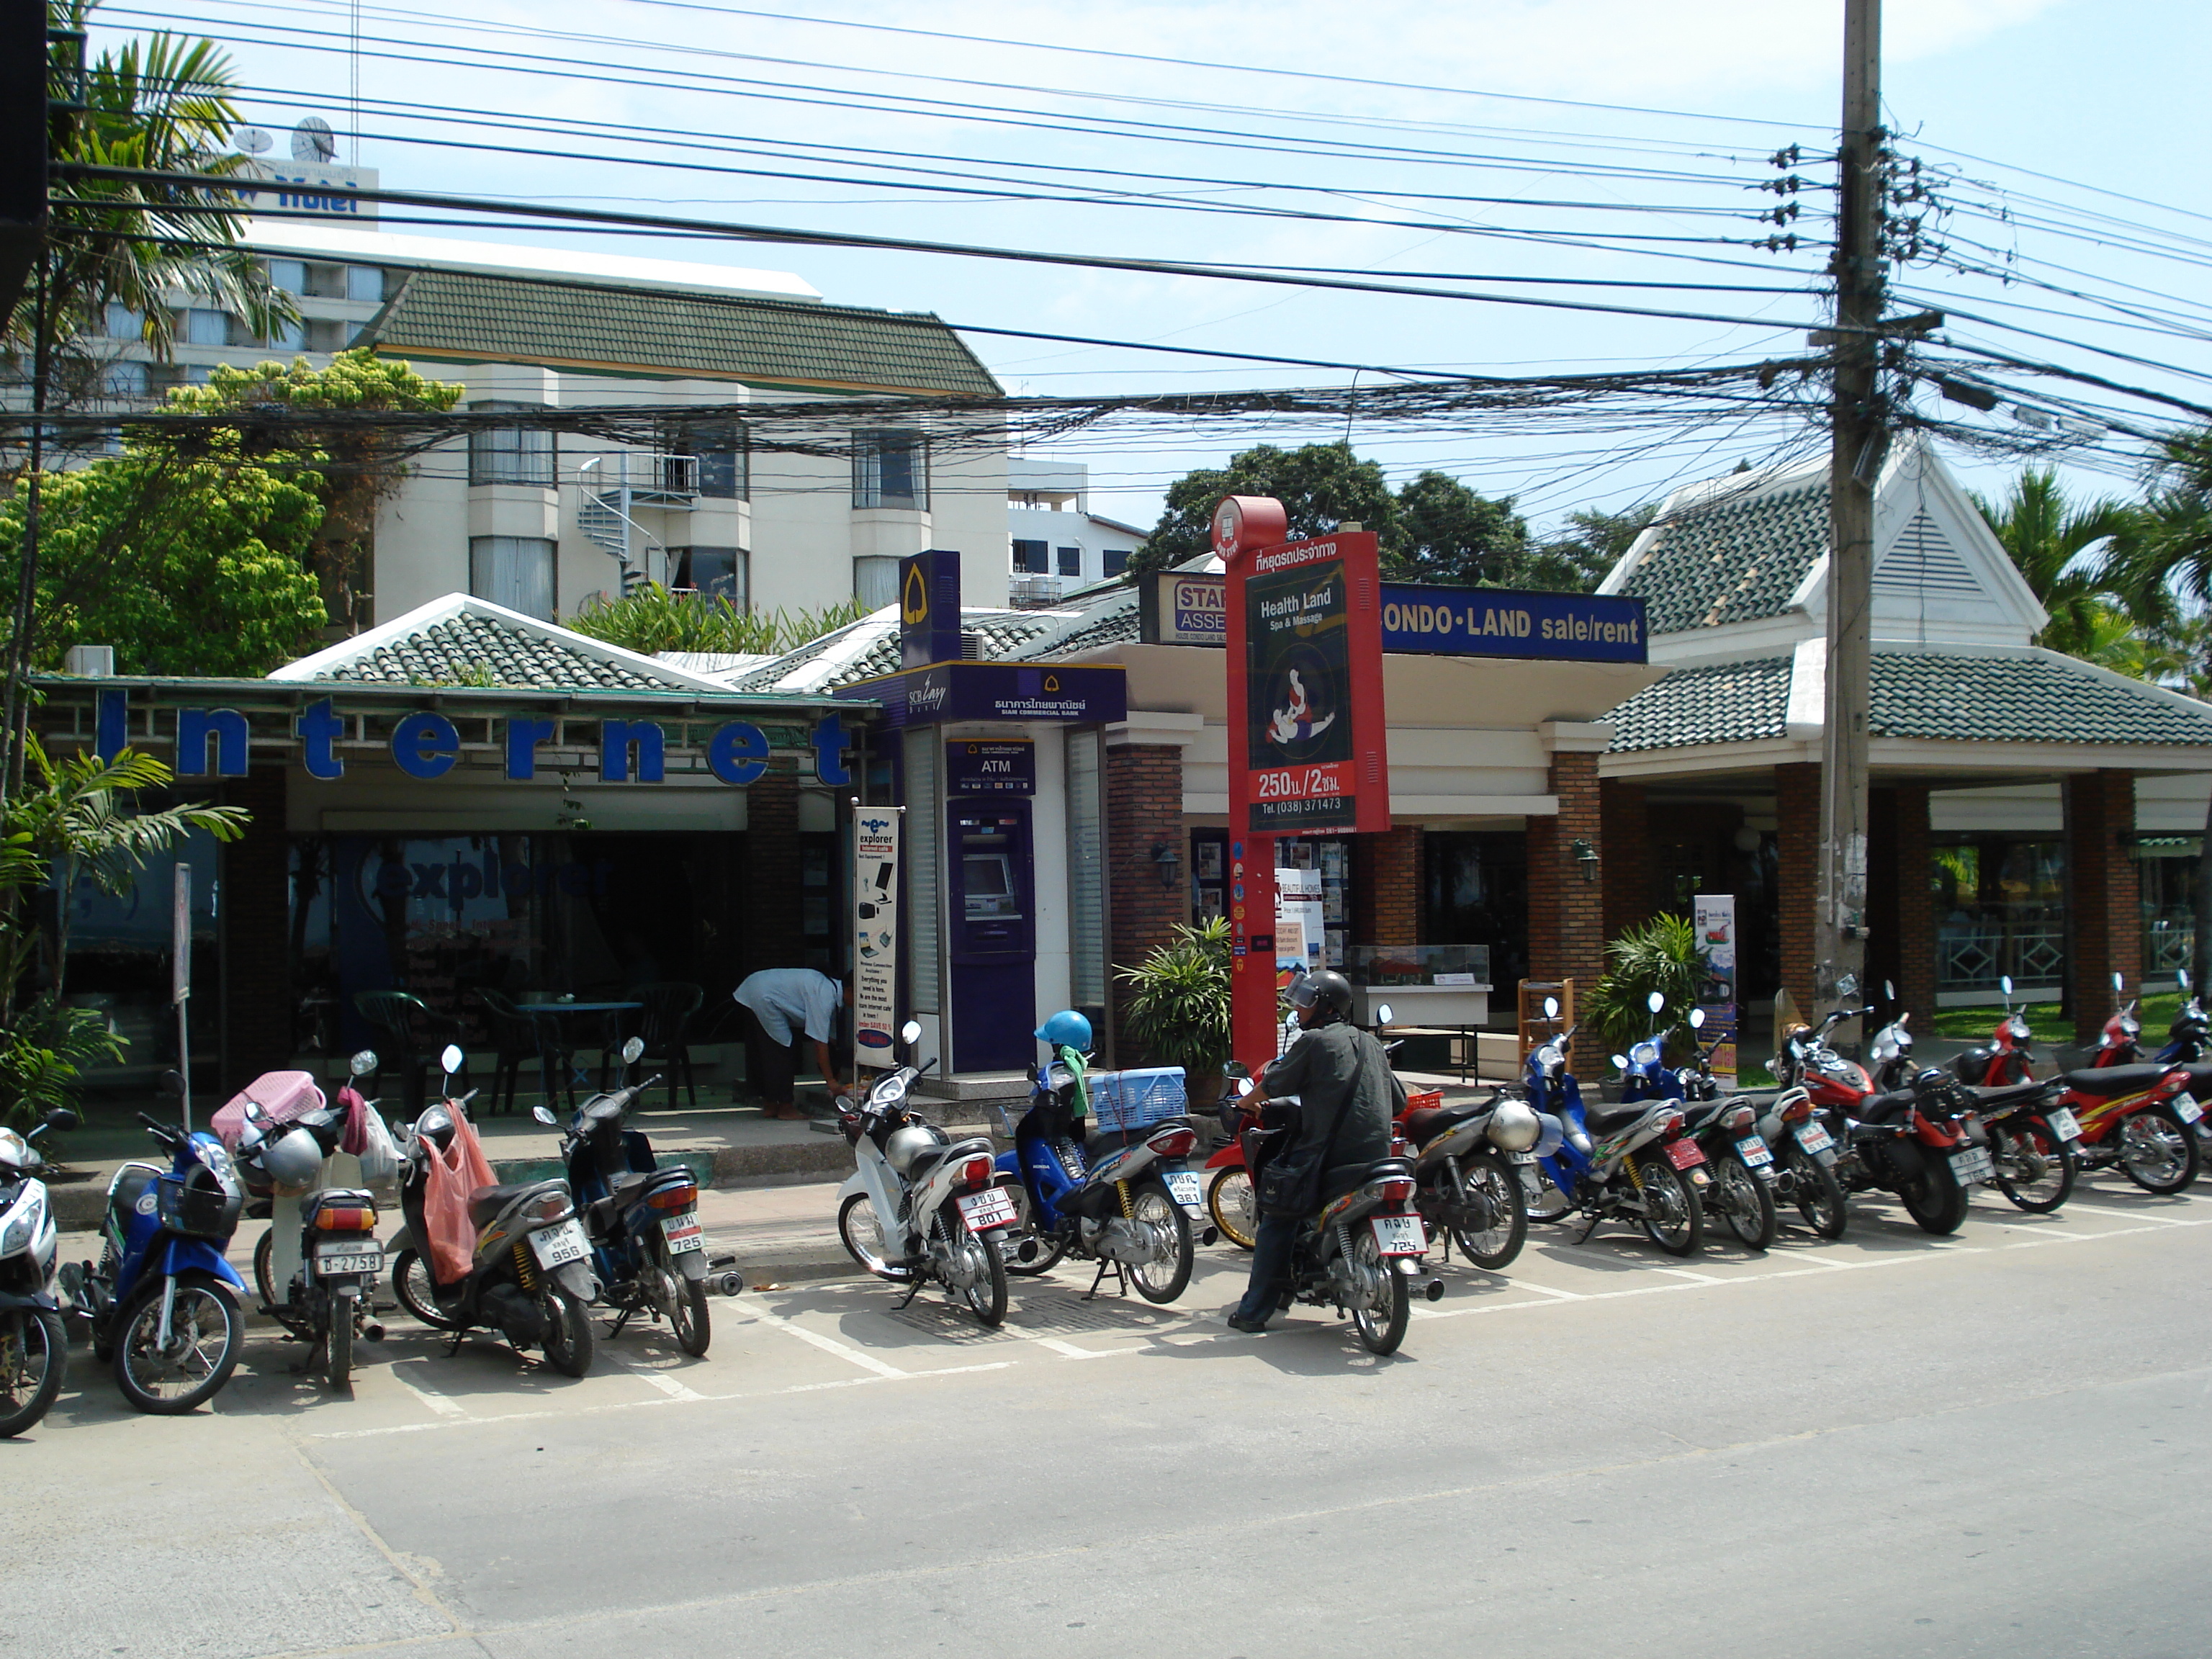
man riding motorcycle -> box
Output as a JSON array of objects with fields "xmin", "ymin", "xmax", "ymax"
[{"xmin": 1227, "ymin": 968, "xmax": 1403, "ymax": 1334}]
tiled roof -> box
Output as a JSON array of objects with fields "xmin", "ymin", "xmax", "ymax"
[
  {"xmin": 1604, "ymin": 658, "xmax": 1794, "ymax": 751},
  {"xmin": 728, "ymin": 609, "xmax": 1065, "ymax": 693},
  {"xmin": 1871, "ymin": 653, "xmax": 2212, "ymax": 745},
  {"xmin": 364, "ymin": 269, "xmax": 1002, "ymax": 395},
  {"xmin": 1616, "ymin": 472, "xmax": 1830, "ymax": 634},
  {"xmin": 1006, "ymin": 592, "xmax": 1140, "ymax": 659},
  {"xmin": 317, "ymin": 611, "xmax": 688, "ymax": 691}
]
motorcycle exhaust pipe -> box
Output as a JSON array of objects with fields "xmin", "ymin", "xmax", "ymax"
[
  {"xmin": 1017, "ymin": 1238, "xmax": 1040, "ymax": 1264},
  {"xmin": 1198, "ymin": 1226, "xmax": 1220, "ymax": 1247},
  {"xmin": 708, "ymin": 1252, "xmax": 747, "ymax": 1297},
  {"xmin": 362, "ymin": 1323, "xmax": 386, "ymax": 1343},
  {"xmin": 1424, "ymin": 1277, "xmax": 1446, "ymax": 1303}
]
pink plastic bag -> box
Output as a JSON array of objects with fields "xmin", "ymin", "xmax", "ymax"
[
  {"xmin": 212, "ymin": 1072, "xmax": 326, "ymax": 1151},
  {"xmin": 423, "ymin": 1111, "xmax": 498, "ymax": 1283}
]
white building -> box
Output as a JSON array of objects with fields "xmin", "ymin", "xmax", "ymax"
[{"xmin": 1005, "ymin": 459, "xmax": 1147, "ymax": 607}]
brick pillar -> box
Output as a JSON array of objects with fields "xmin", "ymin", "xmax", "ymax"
[
  {"xmin": 1527, "ymin": 748, "xmax": 1605, "ymax": 996},
  {"xmin": 2067, "ymin": 769, "xmax": 2141, "ymax": 1043},
  {"xmin": 1105, "ymin": 743, "xmax": 1187, "ymax": 1063},
  {"xmin": 742, "ymin": 765, "xmax": 804, "ymax": 978},
  {"xmin": 1352, "ymin": 824, "xmax": 1419, "ymax": 948},
  {"xmin": 1894, "ymin": 783, "xmax": 1936, "ymax": 1017},
  {"xmin": 220, "ymin": 763, "xmax": 292, "ymax": 1089},
  {"xmin": 1774, "ymin": 762, "xmax": 1820, "ymax": 1020},
  {"xmin": 1600, "ymin": 778, "xmax": 1651, "ymax": 939}
]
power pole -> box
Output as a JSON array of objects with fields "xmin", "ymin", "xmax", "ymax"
[{"xmin": 1815, "ymin": 0, "xmax": 1887, "ymax": 1014}]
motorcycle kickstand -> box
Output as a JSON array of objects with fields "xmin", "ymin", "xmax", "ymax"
[
  {"xmin": 608, "ymin": 1306, "xmax": 634, "ymax": 1339},
  {"xmin": 1573, "ymin": 1208, "xmax": 1604, "ymax": 1246},
  {"xmin": 1083, "ymin": 1257, "xmax": 1128, "ymax": 1300},
  {"xmin": 891, "ymin": 1274, "xmax": 926, "ymax": 1311},
  {"xmin": 444, "ymin": 1328, "xmax": 466, "ymax": 1357}
]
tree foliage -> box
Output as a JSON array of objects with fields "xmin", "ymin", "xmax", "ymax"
[
  {"xmin": 1969, "ymin": 469, "xmax": 2131, "ymax": 658},
  {"xmin": 1136, "ymin": 444, "xmax": 1399, "ymax": 575},
  {"xmin": 1583, "ymin": 912, "xmax": 1710, "ymax": 1056}
]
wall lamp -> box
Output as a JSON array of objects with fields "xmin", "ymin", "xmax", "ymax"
[
  {"xmin": 1569, "ymin": 838, "xmax": 1599, "ymax": 884},
  {"xmin": 1151, "ymin": 842, "xmax": 1182, "ymax": 888}
]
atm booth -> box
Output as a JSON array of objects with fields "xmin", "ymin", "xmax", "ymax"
[{"xmin": 948, "ymin": 801, "xmax": 1034, "ymax": 1074}]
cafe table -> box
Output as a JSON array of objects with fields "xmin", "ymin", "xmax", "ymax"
[{"xmin": 515, "ymin": 999, "xmax": 643, "ymax": 1110}]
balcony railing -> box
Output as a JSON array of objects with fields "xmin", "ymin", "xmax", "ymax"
[{"xmin": 1937, "ymin": 922, "xmax": 2065, "ymax": 992}]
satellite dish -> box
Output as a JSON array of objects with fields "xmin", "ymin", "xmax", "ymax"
[
  {"xmin": 235, "ymin": 127, "xmax": 273, "ymax": 156},
  {"xmin": 291, "ymin": 116, "xmax": 337, "ymax": 162}
]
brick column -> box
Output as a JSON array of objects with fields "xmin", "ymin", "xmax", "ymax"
[
  {"xmin": 220, "ymin": 763, "xmax": 292, "ymax": 1089},
  {"xmin": 1527, "ymin": 724, "xmax": 1609, "ymax": 999},
  {"xmin": 2067, "ymin": 769, "xmax": 2141, "ymax": 1043},
  {"xmin": 1352, "ymin": 823, "xmax": 1419, "ymax": 948},
  {"xmin": 1105, "ymin": 739, "xmax": 1190, "ymax": 1064},
  {"xmin": 1893, "ymin": 784, "xmax": 1936, "ymax": 1017},
  {"xmin": 1774, "ymin": 762, "xmax": 1821, "ymax": 1020},
  {"xmin": 742, "ymin": 765, "xmax": 804, "ymax": 979},
  {"xmin": 1600, "ymin": 778, "xmax": 1651, "ymax": 940}
]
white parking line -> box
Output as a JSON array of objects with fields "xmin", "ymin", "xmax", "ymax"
[
  {"xmin": 390, "ymin": 1368, "xmax": 466, "ymax": 1419},
  {"xmin": 743, "ymin": 1300, "xmax": 907, "ymax": 1377},
  {"xmin": 2059, "ymin": 1202, "xmax": 2190, "ymax": 1224},
  {"xmin": 617, "ymin": 1357, "xmax": 705, "ymax": 1401},
  {"xmin": 1033, "ymin": 1336, "xmax": 1143, "ymax": 1360}
]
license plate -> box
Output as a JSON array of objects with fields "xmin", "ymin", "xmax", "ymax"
[
  {"xmin": 1510, "ymin": 1151, "xmax": 1539, "ymax": 1164},
  {"xmin": 1370, "ymin": 1214, "xmax": 1425, "ymax": 1256},
  {"xmin": 1735, "ymin": 1136, "xmax": 1773, "ymax": 1168},
  {"xmin": 1663, "ymin": 1138, "xmax": 1706, "ymax": 1171},
  {"xmin": 662, "ymin": 1213, "xmax": 704, "ymax": 1254},
  {"xmin": 1797, "ymin": 1123, "xmax": 1834, "ymax": 1154},
  {"xmin": 956, "ymin": 1187, "xmax": 1019, "ymax": 1232},
  {"xmin": 529, "ymin": 1218, "xmax": 589, "ymax": 1269},
  {"xmin": 2045, "ymin": 1107, "xmax": 2082, "ymax": 1143},
  {"xmin": 1164, "ymin": 1171, "xmax": 1203, "ymax": 1210},
  {"xmin": 314, "ymin": 1247, "xmax": 381, "ymax": 1276},
  {"xmin": 1950, "ymin": 1147, "xmax": 1995, "ymax": 1185},
  {"xmin": 2174, "ymin": 1094, "xmax": 2205, "ymax": 1125}
]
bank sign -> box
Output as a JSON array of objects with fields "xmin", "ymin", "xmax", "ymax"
[
  {"xmin": 1141, "ymin": 570, "xmax": 1647, "ymax": 663},
  {"xmin": 835, "ymin": 662, "xmax": 1127, "ymax": 729}
]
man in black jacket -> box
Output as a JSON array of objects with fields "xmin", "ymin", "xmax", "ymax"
[{"xmin": 1228, "ymin": 968, "xmax": 1403, "ymax": 1333}]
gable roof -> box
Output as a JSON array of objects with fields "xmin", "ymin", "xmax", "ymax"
[
  {"xmin": 1601, "ymin": 463, "xmax": 1830, "ymax": 634},
  {"xmin": 361, "ymin": 268, "xmax": 1003, "ymax": 396}
]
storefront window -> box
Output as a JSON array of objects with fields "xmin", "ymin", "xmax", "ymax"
[
  {"xmin": 1930, "ymin": 837, "xmax": 2067, "ymax": 992},
  {"xmin": 1422, "ymin": 831, "xmax": 1527, "ymax": 994},
  {"xmin": 2137, "ymin": 841, "xmax": 2198, "ymax": 981},
  {"xmin": 1277, "ymin": 837, "xmax": 1352, "ymax": 968}
]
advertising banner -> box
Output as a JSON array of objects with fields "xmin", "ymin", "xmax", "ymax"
[
  {"xmin": 837, "ymin": 662, "xmax": 1128, "ymax": 729},
  {"xmin": 1275, "ymin": 866, "xmax": 1323, "ymax": 977},
  {"xmin": 1693, "ymin": 893, "xmax": 1738, "ymax": 1083},
  {"xmin": 852, "ymin": 804, "xmax": 902, "ymax": 1066}
]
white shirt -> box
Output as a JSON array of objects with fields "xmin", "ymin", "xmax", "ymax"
[{"xmin": 733, "ymin": 968, "xmax": 841, "ymax": 1048}]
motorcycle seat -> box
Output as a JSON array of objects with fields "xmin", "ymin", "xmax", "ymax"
[
  {"xmin": 297, "ymin": 1185, "xmax": 375, "ymax": 1219},
  {"xmin": 1853, "ymin": 1089, "xmax": 1919, "ymax": 1125},
  {"xmin": 611, "ymin": 1169, "xmax": 657, "ymax": 1202},
  {"xmin": 1584, "ymin": 1102, "xmax": 1656, "ymax": 1136},
  {"xmin": 1401, "ymin": 1102, "xmax": 1485, "ymax": 1146},
  {"xmin": 2061, "ymin": 1062, "xmax": 2175, "ymax": 1098},
  {"xmin": 905, "ymin": 1146, "xmax": 947, "ymax": 1181},
  {"xmin": 467, "ymin": 1180, "xmax": 557, "ymax": 1228},
  {"xmin": 1969, "ymin": 1081, "xmax": 2054, "ymax": 1111},
  {"xmin": 2180, "ymin": 1061, "xmax": 2212, "ymax": 1095}
]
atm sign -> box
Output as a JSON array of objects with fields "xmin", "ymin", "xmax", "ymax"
[{"xmin": 947, "ymin": 739, "xmax": 1035, "ymax": 796}]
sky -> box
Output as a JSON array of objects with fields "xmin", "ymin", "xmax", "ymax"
[{"xmin": 99, "ymin": 0, "xmax": 2212, "ymax": 538}]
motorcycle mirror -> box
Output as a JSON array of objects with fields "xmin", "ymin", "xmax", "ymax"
[
  {"xmin": 43, "ymin": 1107, "xmax": 80, "ymax": 1133},
  {"xmin": 349, "ymin": 1048, "xmax": 378, "ymax": 1077},
  {"xmin": 1884, "ymin": 979, "xmax": 1896, "ymax": 1001},
  {"xmin": 243, "ymin": 1100, "xmax": 269, "ymax": 1124},
  {"xmin": 1689, "ymin": 1007, "xmax": 1707, "ymax": 1030},
  {"xmin": 1223, "ymin": 1060, "xmax": 1251, "ymax": 1081},
  {"xmin": 1646, "ymin": 989, "xmax": 1665, "ymax": 1015},
  {"xmin": 531, "ymin": 1105, "xmax": 558, "ymax": 1125},
  {"xmin": 2181, "ymin": 968, "xmax": 2193, "ymax": 992},
  {"xmin": 1375, "ymin": 1003, "xmax": 1395, "ymax": 1027},
  {"xmin": 1236, "ymin": 1076, "xmax": 1256, "ymax": 1097},
  {"xmin": 2000, "ymin": 974, "xmax": 2013, "ymax": 997},
  {"xmin": 621, "ymin": 1035, "xmax": 646, "ymax": 1065},
  {"xmin": 2112, "ymin": 971, "xmax": 2123, "ymax": 992},
  {"xmin": 440, "ymin": 1043, "xmax": 464, "ymax": 1076},
  {"xmin": 1543, "ymin": 996, "xmax": 1560, "ymax": 1020},
  {"xmin": 156, "ymin": 1069, "xmax": 186, "ymax": 1101},
  {"xmin": 900, "ymin": 1019, "xmax": 922, "ymax": 1046}
]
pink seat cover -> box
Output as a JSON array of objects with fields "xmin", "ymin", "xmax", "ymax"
[{"xmin": 213, "ymin": 1071, "xmax": 328, "ymax": 1148}]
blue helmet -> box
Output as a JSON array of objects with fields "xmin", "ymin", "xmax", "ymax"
[{"xmin": 1033, "ymin": 1010, "xmax": 1092, "ymax": 1051}]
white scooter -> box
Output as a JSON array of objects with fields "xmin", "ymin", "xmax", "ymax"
[
  {"xmin": 834, "ymin": 1021, "xmax": 1017, "ymax": 1326},
  {"xmin": 0, "ymin": 1108, "xmax": 77, "ymax": 1437}
]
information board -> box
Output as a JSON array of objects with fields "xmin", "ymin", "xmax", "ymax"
[{"xmin": 852, "ymin": 805, "xmax": 902, "ymax": 1064}]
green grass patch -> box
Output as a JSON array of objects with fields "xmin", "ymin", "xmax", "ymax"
[{"xmin": 1928, "ymin": 992, "xmax": 2182, "ymax": 1043}]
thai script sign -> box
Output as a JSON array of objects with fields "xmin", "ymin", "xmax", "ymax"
[
  {"xmin": 945, "ymin": 739, "xmax": 1035, "ymax": 796},
  {"xmin": 837, "ymin": 662, "xmax": 1127, "ymax": 729}
]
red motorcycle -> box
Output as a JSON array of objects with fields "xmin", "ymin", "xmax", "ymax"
[
  {"xmin": 1203, "ymin": 1079, "xmax": 1263, "ymax": 1251},
  {"xmin": 1946, "ymin": 974, "xmax": 2037, "ymax": 1088}
]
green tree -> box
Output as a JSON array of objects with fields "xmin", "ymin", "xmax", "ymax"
[
  {"xmin": 1390, "ymin": 470, "xmax": 1529, "ymax": 587},
  {"xmin": 1582, "ymin": 912, "xmax": 1709, "ymax": 1054},
  {"xmin": 1529, "ymin": 502, "xmax": 1658, "ymax": 593},
  {"xmin": 1969, "ymin": 469, "xmax": 2131, "ymax": 657},
  {"xmin": 1136, "ymin": 443, "xmax": 1399, "ymax": 575},
  {"xmin": 1115, "ymin": 918, "xmax": 1232, "ymax": 1078}
]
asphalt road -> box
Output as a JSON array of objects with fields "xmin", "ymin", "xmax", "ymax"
[{"xmin": 11, "ymin": 1172, "xmax": 2210, "ymax": 1659}]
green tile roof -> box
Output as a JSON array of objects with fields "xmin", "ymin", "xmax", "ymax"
[
  {"xmin": 1616, "ymin": 475, "xmax": 1830, "ymax": 634},
  {"xmin": 1604, "ymin": 657, "xmax": 1794, "ymax": 751},
  {"xmin": 729, "ymin": 610, "xmax": 1064, "ymax": 693},
  {"xmin": 364, "ymin": 269, "xmax": 1002, "ymax": 396},
  {"xmin": 318, "ymin": 611, "xmax": 686, "ymax": 691},
  {"xmin": 1871, "ymin": 653, "xmax": 2212, "ymax": 745}
]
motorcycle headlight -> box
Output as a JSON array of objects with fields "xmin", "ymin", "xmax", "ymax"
[
  {"xmin": 871, "ymin": 1076, "xmax": 909, "ymax": 1107},
  {"xmin": 1532, "ymin": 1045, "xmax": 1563, "ymax": 1074},
  {"xmin": 1629, "ymin": 1041, "xmax": 1660, "ymax": 1068},
  {"xmin": 0, "ymin": 1197, "xmax": 40, "ymax": 1256}
]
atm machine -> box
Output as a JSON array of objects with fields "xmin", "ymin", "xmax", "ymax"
[{"xmin": 945, "ymin": 801, "xmax": 1035, "ymax": 1074}]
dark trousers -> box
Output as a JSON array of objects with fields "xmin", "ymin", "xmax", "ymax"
[
  {"xmin": 740, "ymin": 1006, "xmax": 799, "ymax": 1105},
  {"xmin": 1235, "ymin": 1212, "xmax": 1303, "ymax": 1323}
]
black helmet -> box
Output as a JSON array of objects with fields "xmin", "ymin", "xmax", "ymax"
[{"xmin": 1289, "ymin": 968, "xmax": 1354, "ymax": 1023}]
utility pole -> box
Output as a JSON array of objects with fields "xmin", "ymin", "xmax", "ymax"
[{"xmin": 1815, "ymin": 0, "xmax": 1887, "ymax": 1013}]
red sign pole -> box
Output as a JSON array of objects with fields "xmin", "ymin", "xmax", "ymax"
[{"xmin": 1218, "ymin": 496, "xmax": 1390, "ymax": 1071}]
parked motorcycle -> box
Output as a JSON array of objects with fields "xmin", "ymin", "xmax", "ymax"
[
  {"xmin": 1226, "ymin": 1061, "xmax": 1441, "ymax": 1357},
  {"xmin": 1751, "ymin": 1084, "xmax": 1851, "ymax": 1238},
  {"xmin": 1521, "ymin": 996, "xmax": 1710, "ymax": 1256},
  {"xmin": 1946, "ymin": 974, "xmax": 2037, "ymax": 1088},
  {"xmin": 1204, "ymin": 1088, "xmax": 1264, "ymax": 1251},
  {"xmin": 537, "ymin": 1036, "xmax": 711, "ymax": 1355},
  {"xmin": 992, "ymin": 1035, "xmax": 1213, "ymax": 1303},
  {"xmin": 0, "ymin": 1108, "xmax": 78, "ymax": 1436},
  {"xmin": 835, "ymin": 1021, "xmax": 1015, "ymax": 1326},
  {"xmin": 1379, "ymin": 1003, "xmax": 1537, "ymax": 1269},
  {"xmin": 1616, "ymin": 994, "xmax": 1777, "ymax": 1251},
  {"xmin": 2085, "ymin": 968, "xmax": 2212, "ymax": 1154},
  {"xmin": 60, "ymin": 1071, "xmax": 248, "ymax": 1413},
  {"xmin": 386, "ymin": 1046, "xmax": 598, "ymax": 1375}
]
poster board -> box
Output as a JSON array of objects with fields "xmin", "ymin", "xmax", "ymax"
[
  {"xmin": 1275, "ymin": 866, "xmax": 1323, "ymax": 978},
  {"xmin": 851, "ymin": 804, "xmax": 902, "ymax": 1068},
  {"xmin": 1693, "ymin": 894, "xmax": 1738, "ymax": 1082}
]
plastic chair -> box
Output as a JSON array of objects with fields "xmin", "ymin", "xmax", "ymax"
[
  {"xmin": 351, "ymin": 989, "xmax": 465, "ymax": 1118},
  {"xmin": 635, "ymin": 981, "xmax": 704, "ymax": 1108},
  {"xmin": 475, "ymin": 989, "xmax": 557, "ymax": 1116}
]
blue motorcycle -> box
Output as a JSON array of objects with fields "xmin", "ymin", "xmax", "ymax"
[
  {"xmin": 1612, "ymin": 993, "xmax": 1778, "ymax": 1249},
  {"xmin": 61, "ymin": 1071, "xmax": 248, "ymax": 1413},
  {"xmin": 1519, "ymin": 994, "xmax": 1709, "ymax": 1256}
]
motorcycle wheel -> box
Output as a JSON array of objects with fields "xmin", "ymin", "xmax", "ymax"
[
  {"xmin": 1450, "ymin": 1153, "xmax": 1528, "ymax": 1270},
  {"xmin": 1713, "ymin": 1152, "xmax": 1778, "ymax": 1251},
  {"xmin": 1634, "ymin": 1157, "xmax": 1704, "ymax": 1256},
  {"xmin": 941, "ymin": 1210, "xmax": 1007, "ymax": 1328},
  {"xmin": 837, "ymin": 1192, "xmax": 912, "ymax": 1280},
  {"xmin": 390, "ymin": 1249, "xmax": 457, "ymax": 1328},
  {"xmin": 1784, "ymin": 1143, "xmax": 1850, "ymax": 1240},
  {"xmin": 1346, "ymin": 1228, "xmax": 1409, "ymax": 1357},
  {"xmin": 325, "ymin": 1298, "xmax": 354, "ymax": 1389},
  {"xmin": 1208, "ymin": 1166, "xmax": 1258, "ymax": 1251},
  {"xmin": 1127, "ymin": 1179, "xmax": 1194, "ymax": 1305},
  {"xmin": 1897, "ymin": 1162, "xmax": 1970, "ymax": 1236},
  {"xmin": 112, "ymin": 1273, "xmax": 242, "ymax": 1415},
  {"xmin": 1989, "ymin": 1117, "xmax": 2075, "ymax": 1214},
  {"xmin": 1002, "ymin": 1186, "xmax": 1072, "ymax": 1276},
  {"xmin": 670, "ymin": 1276, "xmax": 711, "ymax": 1357},
  {"xmin": 0, "ymin": 1308, "xmax": 66, "ymax": 1437},
  {"xmin": 540, "ymin": 1283, "xmax": 595, "ymax": 1377},
  {"xmin": 1521, "ymin": 1161, "xmax": 1573, "ymax": 1225},
  {"xmin": 253, "ymin": 1229, "xmax": 279, "ymax": 1310},
  {"xmin": 2118, "ymin": 1106, "xmax": 2200, "ymax": 1195}
]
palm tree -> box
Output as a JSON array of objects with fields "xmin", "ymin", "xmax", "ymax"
[{"xmin": 1969, "ymin": 469, "xmax": 2131, "ymax": 658}]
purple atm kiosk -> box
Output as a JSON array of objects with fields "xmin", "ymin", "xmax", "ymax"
[{"xmin": 946, "ymin": 800, "xmax": 1034, "ymax": 1074}]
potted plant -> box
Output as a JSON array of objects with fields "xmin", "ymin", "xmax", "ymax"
[
  {"xmin": 1583, "ymin": 912, "xmax": 1709, "ymax": 1091},
  {"xmin": 1115, "ymin": 918, "xmax": 1231, "ymax": 1107}
]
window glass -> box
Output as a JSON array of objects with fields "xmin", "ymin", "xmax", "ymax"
[
  {"xmin": 1931, "ymin": 837, "xmax": 2067, "ymax": 993},
  {"xmin": 267, "ymin": 258, "xmax": 307, "ymax": 296},
  {"xmin": 181, "ymin": 308, "xmax": 228, "ymax": 346},
  {"xmin": 469, "ymin": 536, "xmax": 557, "ymax": 619},
  {"xmin": 467, "ymin": 402, "xmax": 555, "ymax": 486},
  {"xmin": 1057, "ymin": 545, "xmax": 1081, "ymax": 577},
  {"xmin": 102, "ymin": 301, "xmax": 143, "ymax": 339},
  {"xmin": 99, "ymin": 361, "xmax": 150, "ymax": 397},
  {"xmin": 265, "ymin": 316, "xmax": 307, "ymax": 351},
  {"xmin": 1066, "ymin": 728, "xmax": 1105, "ymax": 1030},
  {"xmin": 1011, "ymin": 539, "xmax": 1048, "ymax": 575},
  {"xmin": 672, "ymin": 418, "xmax": 747, "ymax": 500},
  {"xmin": 1102, "ymin": 549, "xmax": 1131, "ymax": 577},
  {"xmin": 853, "ymin": 556, "xmax": 899, "ymax": 610},
  {"xmin": 851, "ymin": 428, "xmax": 927, "ymax": 509},
  {"xmin": 673, "ymin": 546, "xmax": 747, "ymax": 606},
  {"xmin": 346, "ymin": 264, "xmax": 385, "ymax": 303},
  {"xmin": 904, "ymin": 731, "xmax": 940, "ymax": 1012}
]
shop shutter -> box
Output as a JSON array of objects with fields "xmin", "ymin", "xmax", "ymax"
[{"xmin": 1066, "ymin": 728, "xmax": 1105, "ymax": 1011}]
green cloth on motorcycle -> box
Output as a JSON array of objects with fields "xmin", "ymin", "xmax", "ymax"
[{"xmin": 1055, "ymin": 1043, "xmax": 1091, "ymax": 1120}]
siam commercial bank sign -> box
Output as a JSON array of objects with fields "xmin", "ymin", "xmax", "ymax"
[{"xmin": 835, "ymin": 661, "xmax": 1127, "ymax": 729}]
